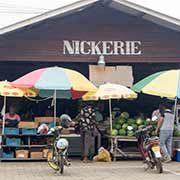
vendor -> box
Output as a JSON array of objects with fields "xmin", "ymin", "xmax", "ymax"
[{"xmin": 5, "ymin": 104, "xmax": 21, "ymax": 128}]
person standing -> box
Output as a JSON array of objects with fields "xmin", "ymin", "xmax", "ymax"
[
  {"xmin": 155, "ymin": 103, "xmax": 174, "ymax": 163},
  {"xmin": 79, "ymin": 104, "xmax": 96, "ymax": 163}
]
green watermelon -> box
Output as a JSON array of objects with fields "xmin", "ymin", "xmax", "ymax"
[
  {"xmin": 127, "ymin": 130, "xmax": 134, "ymax": 137},
  {"xmin": 132, "ymin": 124, "xmax": 138, "ymax": 130},
  {"xmin": 136, "ymin": 118, "xmax": 143, "ymax": 125},
  {"xmin": 111, "ymin": 129, "xmax": 118, "ymax": 136},
  {"xmin": 120, "ymin": 112, "xmax": 129, "ymax": 119},
  {"xmin": 118, "ymin": 129, "xmax": 126, "ymax": 136},
  {"xmin": 174, "ymin": 130, "xmax": 180, "ymax": 137},
  {"xmin": 115, "ymin": 124, "xmax": 121, "ymax": 130},
  {"xmin": 118, "ymin": 118, "xmax": 126, "ymax": 125},
  {"xmin": 151, "ymin": 131, "xmax": 156, "ymax": 136},
  {"xmin": 144, "ymin": 118, "xmax": 151, "ymax": 126},
  {"xmin": 122, "ymin": 123, "xmax": 128, "ymax": 130},
  {"xmin": 127, "ymin": 118, "xmax": 135, "ymax": 125}
]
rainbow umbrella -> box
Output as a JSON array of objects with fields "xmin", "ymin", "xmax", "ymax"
[
  {"xmin": 131, "ymin": 70, "xmax": 180, "ymax": 99},
  {"xmin": 11, "ymin": 66, "xmax": 97, "ymax": 124}
]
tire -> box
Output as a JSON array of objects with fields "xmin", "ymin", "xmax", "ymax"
[
  {"xmin": 155, "ymin": 158, "xmax": 163, "ymax": 173},
  {"xmin": 58, "ymin": 154, "xmax": 64, "ymax": 174},
  {"xmin": 47, "ymin": 149, "xmax": 59, "ymax": 171}
]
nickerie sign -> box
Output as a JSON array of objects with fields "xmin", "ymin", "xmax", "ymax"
[{"xmin": 63, "ymin": 40, "xmax": 142, "ymax": 55}]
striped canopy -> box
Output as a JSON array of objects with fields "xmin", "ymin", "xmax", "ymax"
[
  {"xmin": 11, "ymin": 66, "xmax": 97, "ymax": 99},
  {"xmin": 131, "ymin": 69, "xmax": 180, "ymax": 99},
  {"xmin": 83, "ymin": 83, "xmax": 137, "ymax": 100},
  {"xmin": 0, "ymin": 81, "xmax": 37, "ymax": 97}
]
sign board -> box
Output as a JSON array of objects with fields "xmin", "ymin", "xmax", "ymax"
[
  {"xmin": 63, "ymin": 40, "xmax": 142, "ymax": 55},
  {"xmin": 89, "ymin": 65, "xmax": 133, "ymax": 86}
]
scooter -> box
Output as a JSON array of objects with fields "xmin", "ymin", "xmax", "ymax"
[
  {"xmin": 135, "ymin": 125, "xmax": 163, "ymax": 173},
  {"xmin": 47, "ymin": 126, "xmax": 70, "ymax": 174}
]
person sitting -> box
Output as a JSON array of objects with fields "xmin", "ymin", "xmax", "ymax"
[{"xmin": 5, "ymin": 104, "xmax": 21, "ymax": 128}]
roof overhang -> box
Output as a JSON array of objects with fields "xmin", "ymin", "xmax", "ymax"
[{"xmin": 0, "ymin": 0, "xmax": 180, "ymax": 35}]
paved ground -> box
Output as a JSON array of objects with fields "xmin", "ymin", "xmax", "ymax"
[{"xmin": 0, "ymin": 160, "xmax": 180, "ymax": 180}]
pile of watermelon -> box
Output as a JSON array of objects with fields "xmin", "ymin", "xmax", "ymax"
[
  {"xmin": 173, "ymin": 125, "xmax": 180, "ymax": 137},
  {"xmin": 111, "ymin": 112, "xmax": 157, "ymax": 137}
]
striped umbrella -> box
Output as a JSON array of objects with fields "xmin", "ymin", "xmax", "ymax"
[
  {"xmin": 131, "ymin": 69, "xmax": 180, "ymax": 128},
  {"xmin": 0, "ymin": 80, "xmax": 37, "ymax": 135},
  {"xmin": 11, "ymin": 66, "xmax": 97, "ymax": 124},
  {"xmin": 131, "ymin": 70, "xmax": 180, "ymax": 99}
]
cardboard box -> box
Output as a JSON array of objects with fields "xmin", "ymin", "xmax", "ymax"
[
  {"xmin": 35, "ymin": 117, "xmax": 59, "ymax": 123},
  {"xmin": 16, "ymin": 150, "xmax": 29, "ymax": 158},
  {"xmin": 43, "ymin": 149, "xmax": 50, "ymax": 158},
  {"xmin": 18, "ymin": 121, "xmax": 38, "ymax": 129},
  {"xmin": 30, "ymin": 151, "xmax": 43, "ymax": 159}
]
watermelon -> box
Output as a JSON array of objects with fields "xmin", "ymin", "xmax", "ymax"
[
  {"xmin": 127, "ymin": 130, "xmax": 134, "ymax": 137},
  {"xmin": 120, "ymin": 112, "xmax": 129, "ymax": 119},
  {"xmin": 111, "ymin": 129, "xmax": 118, "ymax": 136},
  {"xmin": 144, "ymin": 118, "xmax": 151, "ymax": 126},
  {"xmin": 127, "ymin": 118, "xmax": 135, "ymax": 125},
  {"xmin": 122, "ymin": 123, "xmax": 128, "ymax": 130},
  {"xmin": 136, "ymin": 118, "xmax": 143, "ymax": 125},
  {"xmin": 132, "ymin": 124, "xmax": 138, "ymax": 130},
  {"xmin": 112, "ymin": 124, "xmax": 117, "ymax": 129},
  {"xmin": 151, "ymin": 131, "xmax": 156, "ymax": 136},
  {"xmin": 174, "ymin": 130, "xmax": 180, "ymax": 137},
  {"xmin": 118, "ymin": 118, "xmax": 126, "ymax": 125},
  {"xmin": 119, "ymin": 129, "xmax": 126, "ymax": 136},
  {"xmin": 115, "ymin": 124, "xmax": 121, "ymax": 130}
]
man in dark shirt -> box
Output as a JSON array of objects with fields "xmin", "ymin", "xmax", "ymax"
[{"xmin": 79, "ymin": 104, "xmax": 96, "ymax": 162}]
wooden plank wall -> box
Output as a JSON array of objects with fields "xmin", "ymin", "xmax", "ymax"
[{"xmin": 0, "ymin": 4, "xmax": 180, "ymax": 63}]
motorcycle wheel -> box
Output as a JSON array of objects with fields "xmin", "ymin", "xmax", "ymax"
[
  {"xmin": 155, "ymin": 158, "xmax": 163, "ymax": 173},
  {"xmin": 47, "ymin": 149, "xmax": 59, "ymax": 171},
  {"xmin": 58, "ymin": 154, "xmax": 64, "ymax": 174}
]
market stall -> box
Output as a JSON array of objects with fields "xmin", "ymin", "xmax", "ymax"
[{"xmin": 0, "ymin": 67, "xmax": 97, "ymax": 161}]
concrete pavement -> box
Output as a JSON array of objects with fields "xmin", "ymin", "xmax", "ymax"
[{"xmin": 0, "ymin": 160, "xmax": 180, "ymax": 180}]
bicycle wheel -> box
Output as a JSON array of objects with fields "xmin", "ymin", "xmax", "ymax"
[{"xmin": 47, "ymin": 149, "xmax": 59, "ymax": 171}]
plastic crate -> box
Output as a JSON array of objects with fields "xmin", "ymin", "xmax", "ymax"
[
  {"xmin": 2, "ymin": 151, "xmax": 14, "ymax": 158},
  {"xmin": 4, "ymin": 128, "xmax": 19, "ymax": 135},
  {"xmin": 39, "ymin": 122, "xmax": 54, "ymax": 129},
  {"xmin": 177, "ymin": 149, "xmax": 180, "ymax": 162},
  {"xmin": 21, "ymin": 128, "xmax": 37, "ymax": 135},
  {"xmin": 6, "ymin": 137, "xmax": 21, "ymax": 146}
]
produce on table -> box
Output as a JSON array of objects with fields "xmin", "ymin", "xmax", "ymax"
[
  {"xmin": 112, "ymin": 129, "xmax": 118, "ymax": 136},
  {"xmin": 136, "ymin": 118, "xmax": 143, "ymax": 125},
  {"xmin": 120, "ymin": 112, "xmax": 129, "ymax": 119},
  {"xmin": 109, "ymin": 111, "xmax": 178, "ymax": 137},
  {"xmin": 122, "ymin": 123, "xmax": 128, "ymax": 130},
  {"xmin": 118, "ymin": 129, "xmax": 126, "ymax": 136},
  {"xmin": 127, "ymin": 130, "xmax": 134, "ymax": 137}
]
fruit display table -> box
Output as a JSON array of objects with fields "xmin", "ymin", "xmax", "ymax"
[{"xmin": 109, "ymin": 136, "xmax": 180, "ymax": 161}]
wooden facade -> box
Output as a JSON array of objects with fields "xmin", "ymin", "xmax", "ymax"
[{"xmin": 0, "ymin": 4, "xmax": 180, "ymax": 63}]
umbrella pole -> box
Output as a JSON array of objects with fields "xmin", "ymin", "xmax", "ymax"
[
  {"xmin": 54, "ymin": 90, "xmax": 57, "ymax": 127},
  {"xmin": 109, "ymin": 99, "xmax": 112, "ymax": 135},
  {"xmin": 2, "ymin": 96, "xmax": 6, "ymax": 135},
  {"xmin": 174, "ymin": 97, "xmax": 180, "ymax": 128}
]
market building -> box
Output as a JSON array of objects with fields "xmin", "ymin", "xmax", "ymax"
[{"xmin": 0, "ymin": 0, "xmax": 180, "ymax": 160}]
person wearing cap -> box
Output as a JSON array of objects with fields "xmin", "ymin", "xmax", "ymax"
[{"xmin": 155, "ymin": 102, "xmax": 175, "ymax": 163}]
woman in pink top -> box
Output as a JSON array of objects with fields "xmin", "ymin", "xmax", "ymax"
[{"xmin": 5, "ymin": 105, "xmax": 21, "ymax": 127}]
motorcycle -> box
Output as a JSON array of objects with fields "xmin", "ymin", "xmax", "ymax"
[
  {"xmin": 135, "ymin": 125, "xmax": 163, "ymax": 173},
  {"xmin": 47, "ymin": 126, "xmax": 70, "ymax": 174}
]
